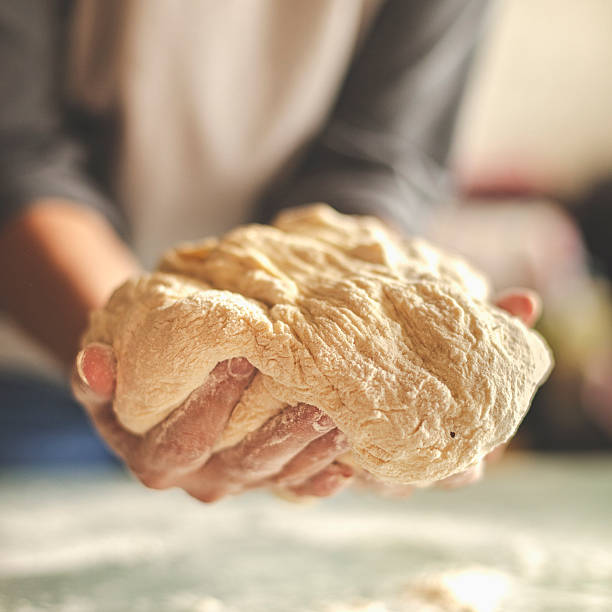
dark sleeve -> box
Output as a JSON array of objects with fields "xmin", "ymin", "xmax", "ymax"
[
  {"xmin": 0, "ymin": 0, "xmax": 119, "ymax": 231},
  {"xmin": 257, "ymin": 0, "xmax": 488, "ymax": 234}
]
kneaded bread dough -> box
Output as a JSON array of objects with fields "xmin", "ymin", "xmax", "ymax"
[{"xmin": 83, "ymin": 204, "xmax": 552, "ymax": 483}]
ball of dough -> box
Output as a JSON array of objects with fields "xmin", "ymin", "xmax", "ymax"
[{"xmin": 83, "ymin": 204, "xmax": 553, "ymax": 484}]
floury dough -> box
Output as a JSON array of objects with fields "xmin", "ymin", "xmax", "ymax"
[{"xmin": 83, "ymin": 205, "xmax": 553, "ymax": 483}]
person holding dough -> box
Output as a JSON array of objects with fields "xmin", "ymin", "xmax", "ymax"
[{"xmin": 0, "ymin": 0, "xmax": 537, "ymax": 498}]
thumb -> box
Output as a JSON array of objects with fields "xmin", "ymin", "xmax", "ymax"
[
  {"xmin": 495, "ymin": 288, "xmax": 541, "ymax": 327},
  {"xmin": 73, "ymin": 342, "xmax": 116, "ymax": 405}
]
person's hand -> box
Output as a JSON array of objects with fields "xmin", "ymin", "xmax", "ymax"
[
  {"xmin": 352, "ymin": 288, "xmax": 542, "ymax": 497},
  {"xmin": 73, "ymin": 288, "xmax": 540, "ymax": 503},
  {"xmin": 72, "ymin": 351, "xmax": 353, "ymax": 502}
]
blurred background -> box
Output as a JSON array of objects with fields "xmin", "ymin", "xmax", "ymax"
[
  {"xmin": 3, "ymin": 0, "xmax": 611, "ymax": 464},
  {"xmin": 1, "ymin": 1, "xmax": 612, "ymax": 611},
  {"xmin": 431, "ymin": 0, "xmax": 612, "ymax": 452}
]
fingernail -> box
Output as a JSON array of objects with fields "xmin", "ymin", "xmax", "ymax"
[
  {"xmin": 228, "ymin": 357, "xmax": 254, "ymax": 377},
  {"xmin": 75, "ymin": 349, "xmax": 87, "ymax": 383},
  {"xmin": 76, "ymin": 343, "xmax": 116, "ymax": 397},
  {"xmin": 312, "ymin": 410, "xmax": 334, "ymax": 432}
]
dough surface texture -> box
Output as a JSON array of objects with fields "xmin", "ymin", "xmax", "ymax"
[{"xmin": 83, "ymin": 204, "xmax": 552, "ymax": 483}]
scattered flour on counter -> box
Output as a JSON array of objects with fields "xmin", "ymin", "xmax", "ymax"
[
  {"xmin": 324, "ymin": 601, "xmax": 390, "ymax": 612},
  {"xmin": 403, "ymin": 567, "xmax": 513, "ymax": 612}
]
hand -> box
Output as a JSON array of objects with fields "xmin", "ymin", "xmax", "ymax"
[
  {"xmin": 72, "ymin": 350, "xmax": 353, "ymax": 502},
  {"xmin": 353, "ymin": 288, "xmax": 542, "ymax": 496},
  {"xmin": 73, "ymin": 288, "xmax": 540, "ymax": 503}
]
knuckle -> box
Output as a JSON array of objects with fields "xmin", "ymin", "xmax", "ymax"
[
  {"xmin": 148, "ymin": 433, "xmax": 211, "ymax": 469},
  {"xmin": 286, "ymin": 404, "xmax": 334, "ymax": 434},
  {"xmin": 221, "ymin": 442, "xmax": 266, "ymax": 474},
  {"xmin": 162, "ymin": 441, "xmax": 201, "ymax": 465},
  {"xmin": 234, "ymin": 452, "xmax": 264, "ymax": 476}
]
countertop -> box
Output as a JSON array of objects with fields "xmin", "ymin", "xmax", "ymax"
[{"xmin": 1, "ymin": 454, "xmax": 611, "ymax": 612}]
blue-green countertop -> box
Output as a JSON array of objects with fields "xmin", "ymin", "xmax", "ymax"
[{"xmin": 1, "ymin": 454, "xmax": 611, "ymax": 612}]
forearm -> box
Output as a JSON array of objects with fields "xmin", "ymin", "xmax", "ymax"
[{"xmin": 0, "ymin": 200, "xmax": 140, "ymax": 366}]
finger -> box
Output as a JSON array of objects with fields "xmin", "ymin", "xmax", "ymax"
[
  {"xmin": 288, "ymin": 462, "xmax": 354, "ymax": 498},
  {"xmin": 72, "ymin": 377, "xmax": 141, "ymax": 463},
  {"xmin": 73, "ymin": 343, "xmax": 116, "ymax": 405},
  {"xmin": 437, "ymin": 460, "xmax": 483, "ymax": 489},
  {"xmin": 272, "ymin": 428, "xmax": 350, "ymax": 486},
  {"xmin": 485, "ymin": 443, "xmax": 507, "ymax": 463},
  {"xmin": 71, "ymin": 344, "xmax": 142, "ymax": 460},
  {"xmin": 376, "ymin": 483, "xmax": 414, "ymax": 498},
  {"xmin": 495, "ymin": 289, "xmax": 541, "ymax": 327},
  {"xmin": 84, "ymin": 396, "xmax": 143, "ymax": 463},
  {"xmin": 136, "ymin": 358, "xmax": 255, "ymax": 482},
  {"xmin": 352, "ymin": 468, "xmax": 414, "ymax": 498},
  {"xmin": 184, "ymin": 403, "xmax": 335, "ymax": 500}
]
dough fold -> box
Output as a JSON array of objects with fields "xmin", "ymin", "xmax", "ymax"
[{"xmin": 83, "ymin": 204, "xmax": 553, "ymax": 483}]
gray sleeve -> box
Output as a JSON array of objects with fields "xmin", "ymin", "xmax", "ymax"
[
  {"xmin": 0, "ymin": 0, "xmax": 118, "ymax": 230},
  {"xmin": 258, "ymin": 0, "xmax": 488, "ymax": 234}
]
